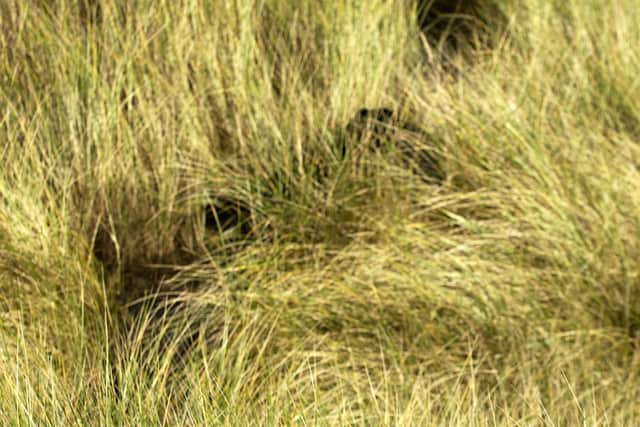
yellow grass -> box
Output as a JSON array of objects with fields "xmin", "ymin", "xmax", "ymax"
[{"xmin": 1, "ymin": 0, "xmax": 640, "ymax": 424}]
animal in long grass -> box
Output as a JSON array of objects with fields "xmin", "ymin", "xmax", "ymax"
[{"xmin": 344, "ymin": 108, "xmax": 445, "ymax": 183}]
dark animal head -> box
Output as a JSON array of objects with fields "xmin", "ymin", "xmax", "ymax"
[{"xmin": 345, "ymin": 107, "xmax": 398, "ymax": 149}]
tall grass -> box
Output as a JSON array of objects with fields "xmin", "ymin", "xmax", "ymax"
[{"xmin": 1, "ymin": 0, "xmax": 640, "ymax": 424}]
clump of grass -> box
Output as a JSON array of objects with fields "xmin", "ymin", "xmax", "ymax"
[{"xmin": 1, "ymin": 0, "xmax": 640, "ymax": 424}]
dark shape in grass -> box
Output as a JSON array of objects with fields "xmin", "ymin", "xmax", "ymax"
[
  {"xmin": 345, "ymin": 108, "xmax": 445, "ymax": 183},
  {"xmin": 345, "ymin": 108, "xmax": 395, "ymax": 150},
  {"xmin": 203, "ymin": 197, "xmax": 253, "ymax": 236},
  {"xmin": 417, "ymin": 0, "xmax": 507, "ymax": 65}
]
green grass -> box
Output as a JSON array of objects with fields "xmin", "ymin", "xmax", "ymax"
[{"xmin": 1, "ymin": 0, "xmax": 640, "ymax": 425}]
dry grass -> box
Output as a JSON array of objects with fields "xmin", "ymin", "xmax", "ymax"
[{"xmin": 1, "ymin": 0, "xmax": 640, "ymax": 425}]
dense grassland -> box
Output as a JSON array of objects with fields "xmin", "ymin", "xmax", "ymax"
[{"xmin": 1, "ymin": 0, "xmax": 640, "ymax": 425}]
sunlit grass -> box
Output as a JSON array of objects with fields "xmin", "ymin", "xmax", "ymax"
[{"xmin": 1, "ymin": 0, "xmax": 640, "ymax": 425}]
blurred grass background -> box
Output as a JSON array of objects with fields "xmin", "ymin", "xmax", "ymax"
[{"xmin": 1, "ymin": 0, "xmax": 640, "ymax": 425}]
